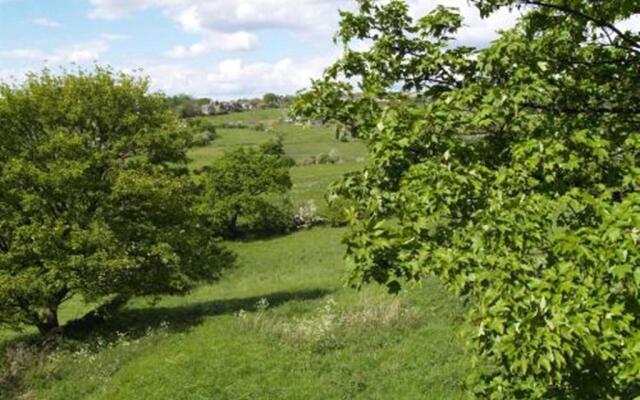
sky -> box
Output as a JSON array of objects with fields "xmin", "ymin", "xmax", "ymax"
[{"xmin": 0, "ymin": 0, "xmax": 521, "ymax": 99}]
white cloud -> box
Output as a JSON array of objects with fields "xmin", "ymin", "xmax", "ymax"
[
  {"xmin": 88, "ymin": 0, "xmax": 153, "ymax": 19},
  {"xmin": 168, "ymin": 1, "xmax": 351, "ymax": 34},
  {"xmin": 405, "ymin": 1, "xmax": 520, "ymax": 46},
  {"xmin": 89, "ymin": 0, "xmax": 519, "ymax": 60},
  {"xmin": 166, "ymin": 31, "xmax": 259, "ymax": 58},
  {"xmin": 57, "ymin": 40, "xmax": 109, "ymax": 63},
  {"xmin": 0, "ymin": 48, "xmax": 47, "ymax": 60},
  {"xmin": 90, "ymin": 0, "xmax": 351, "ymax": 57},
  {"xmin": 88, "ymin": 0, "xmax": 517, "ymax": 40},
  {"xmin": 99, "ymin": 33, "xmax": 129, "ymax": 41},
  {"xmin": 0, "ymin": 39, "xmax": 110, "ymax": 64},
  {"xmin": 618, "ymin": 15, "xmax": 640, "ymax": 32},
  {"xmin": 0, "ymin": 67, "xmax": 38, "ymax": 85},
  {"xmin": 137, "ymin": 55, "xmax": 333, "ymax": 98},
  {"xmin": 90, "ymin": 0, "xmax": 350, "ymax": 33},
  {"xmin": 32, "ymin": 17, "xmax": 63, "ymax": 28},
  {"xmin": 3, "ymin": 1, "xmax": 525, "ymax": 98}
]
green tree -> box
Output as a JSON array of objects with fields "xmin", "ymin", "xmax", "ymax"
[
  {"xmin": 166, "ymin": 94, "xmax": 204, "ymax": 118},
  {"xmin": 200, "ymin": 140, "xmax": 294, "ymax": 238},
  {"xmin": 294, "ymin": 0, "xmax": 640, "ymax": 398},
  {"xmin": 262, "ymin": 93, "xmax": 280, "ymax": 108},
  {"xmin": 0, "ymin": 68, "xmax": 233, "ymax": 335}
]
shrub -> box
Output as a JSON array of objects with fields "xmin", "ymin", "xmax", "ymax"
[
  {"xmin": 300, "ymin": 149, "xmax": 343, "ymax": 166},
  {"xmin": 166, "ymin": 94, "xmax": 205, "ymax": 118},
  {"xmin": 217, "ymin": 121, "xmax": 270, "ymax": 132},
  {"xmin": 218, "ymin": 121, "xmax": 250, "ymax": 129},
  {"xmin": 0, "ymin": 68, "xmax": 233, "ymax": 335},
  {"xmin": 293, "ymin": 200, "xmax": 324, "ymax": 229},
  {"xmin": 186, "ymin": 117, "xmax": 217, "ymax": 147},
  {"xmin": 258, "ymin": 135, "xmax": 296, "ymax": 167}
]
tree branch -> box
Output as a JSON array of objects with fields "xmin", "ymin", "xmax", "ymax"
[
  {"xmin": 522, "ymin": 102, "xmax": 640, "ymax": 115},
  {"xmin": 524, "ymin": 0, "xmax": 640, "ymax": 54}
]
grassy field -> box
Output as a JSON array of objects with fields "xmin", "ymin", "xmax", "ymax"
[
  {"xmin": 189, "ymin": 108, "xmax": 367, "ymax": 215},
  {"xmin": 1, "ymin": 109, "xmax": 474, "ymax": 399}
]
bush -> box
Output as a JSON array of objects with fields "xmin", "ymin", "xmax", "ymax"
[
  {"xmin": 0, "ymin": 68, "xmax": 233, "ymax": 335},
  {"xmin": 218, "ymin": 121, "xmax": 250, "ymax": 129},
  {"xmin": 165, "ymin": 95, "xmax": 205, "ymax": 118},
  {"xmin": 293, "ymin": 200, "xmax": 324, "ymax": 229},
  {"xmin": 186, "ymin": 117, "xmax": 217, "ymax": 147},
  {"xmin": 217, "ymin": 121, "xmax": 270, "ymax": 131},
  {"xmin": 258, "ymin": 135, "xmax": 295, "ymax": 167},
  {"xmin": 300, "ymin": 149, "xmax": 342, "ymax": 166}
]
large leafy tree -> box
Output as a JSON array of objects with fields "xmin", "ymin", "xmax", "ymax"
[
  {"xmin": 199, "ymin": 137, "xmax": 295, "ymax": 238},
  {"xmin": 0, "ymin": 68, "xmax": 233, "ymax": 335},
  {"xmin": 294, "ymin": 0, "xmax": 639, "ymax": 398}
]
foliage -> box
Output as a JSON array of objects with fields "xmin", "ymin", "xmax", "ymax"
[
  {"xmin": 301, "ymin": 149, "xmax": 343, "ymax": 166},
  {"xmin": 217, "ymin": 121, "xmax": 269, "ymax": 131},
  {"xmin": 0, "ymin": 68, "xmax": 233, "ymax": 335},
  {"xmin": 165, "ymin": 94, "xmax": 208, "ymax": 118},
  {"xmin": 262, "ymin": 93, "xmax": 293, "ymax": 109},
  {"xmin": 185, "ymin": 117, "xmax": 217, "ymax": 147},
  {"xmin": 258, "ymin": 135, "xmax": 296, "ymax": 167},
  {"xmin": 324, "ymin": 196, "xmax": 356, "ymax": 227},
  {"xmin": 262, "ymin": 93, "xmax": 281, "ymax": 108},
  {"xmin": 293, "ymin": 0, "xmax": 640, "ymax": 398},
  {"xmin": 199, "ymin": 139, "xmax": 295, "ymax": 238}
]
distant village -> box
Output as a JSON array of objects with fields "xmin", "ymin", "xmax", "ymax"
[
  {"xmin": 203, "ymin": 99, "xmax": 261, "ymax": 115},
  {"xmin": 166, "ymin": 93, "xmax": 294, "ymax": 118}
]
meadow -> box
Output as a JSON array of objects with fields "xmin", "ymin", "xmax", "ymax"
[{"xmin": 1, "ymin": 109, "xmax": 474, "ymax": 399}]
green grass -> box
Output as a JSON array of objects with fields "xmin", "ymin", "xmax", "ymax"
[
  {"xmin": 10, "ymin": 228, "xmax": 473, "ymax": 400},
  {"xmin": 188, "ymin": 126, "xmax": 365, "ymax": 168},
  {"xmin": 290, "ymin": 162, "xmax": 361, "ymax": 213},
  {"xmin": 210, "ymin": 108, "xmax": 287, "ymax": 124},
  {"xmin": 188, "ymin": 109, "xmax": 367, "ymax": 213},
  {"xmin": 2, "ymin": 109, "xmax": 474, "ymax": 399}
]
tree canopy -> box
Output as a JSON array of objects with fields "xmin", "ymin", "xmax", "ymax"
[
  {"xmin": 293, "ymin": 0, "xmax": 640, "ymax": 398},
  {"xmin": 199, "ymin": 137, "xmax": 295, "ymax": 238},
  {"xmin": 0, "ymin": 68, "xmax": 233, "ymax": 335}
]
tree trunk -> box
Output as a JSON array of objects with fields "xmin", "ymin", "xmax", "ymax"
[
  {"xmin": 36, "ymin": 306, "xmax": 60, "ymax": 336},
  {"xmin": 227, "ymin": 211, "xmax": 239, "ymax": 237}
]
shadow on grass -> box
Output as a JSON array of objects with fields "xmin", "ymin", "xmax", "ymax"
[
  {"xmin": 64, "ymin": 288, "xmax": 332, "ymax": 341},
  {"xmin": 0, "ymin": 289, "xmax": 330, "ymax": 399}
]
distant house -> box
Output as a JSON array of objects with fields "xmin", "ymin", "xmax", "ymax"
[{"xmin": 202, "ymin": 99, "xmax": 259, "ymax": 115}]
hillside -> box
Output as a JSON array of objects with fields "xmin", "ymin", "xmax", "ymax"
[{"xmin": 1, "ymin": 109, "xmax": 473, "ymax": 399}]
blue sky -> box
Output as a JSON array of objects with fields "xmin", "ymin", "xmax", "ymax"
[{"xmin": 0, "ymin": 0, "xmax": 520, "ymax": 99}]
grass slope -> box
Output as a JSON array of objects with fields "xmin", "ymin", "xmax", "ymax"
[
  {"xmin": 14, "ymin": 228, "xmax": 472, "ymax": 400},
  {"xmin": 188, "ymin": 109, "xmax": 367, "ymax": 215}
]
